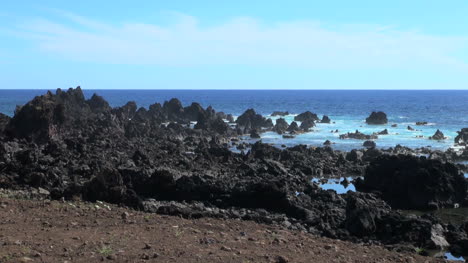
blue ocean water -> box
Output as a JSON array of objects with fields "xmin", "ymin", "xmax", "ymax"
[{"xmin": 1, "ymin": 89, "xmax": 468, "ymax": 151}]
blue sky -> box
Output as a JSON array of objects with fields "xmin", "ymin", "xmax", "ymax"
[{"xmin": 1, "ymin": 0, "xmax": 467, "ymax": 89}]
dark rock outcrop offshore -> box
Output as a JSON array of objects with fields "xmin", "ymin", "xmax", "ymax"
[
  {"xmin": 0, "ymin": 87, "xmax": 467, "ymax": 257},
  {"xmin": 366, "ymin": 111, "xmax": 388, "ymax": 125}
]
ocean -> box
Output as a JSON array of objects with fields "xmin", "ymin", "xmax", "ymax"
[{"xmin": 1, "ymin": 89, "xmax": 468, "ymax": 151}]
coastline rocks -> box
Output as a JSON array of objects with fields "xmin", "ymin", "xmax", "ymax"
[
  {"xmin": 323, "ymin": 140, "xmax": 332, "ymax": 146},
  {"xmin": 271, "ymin": 111, "xmax": 289, "ymax": 116},
  {"xmin": 366, "ymin": 112, "xmax": 388, "ymax": 125},
  {"xmin": 320, "ymin": 115, "xmax": 331, "ymax": 124},
  {"xmin": 236, "ymin": 109, "xmax": 273, "ymax": 133},
  {"xmin": 391, "ymin": 124, "xmax": 397, "ymax": 127},
  {"xmin": 416, "ymin": 122, "xmax": 428, "ymax": 126},
  {"xmin": 299, "ymin": 119, "xmax": 315, "ymax": 131},
  {"xmin": 407, "ymin": 126, "xmax": 415, "ymax": 131},
  {"xmin": 455, "ymin": 128, "xmax": 468, "ymax": 145},
  {"xmin": 355, "ymin": 155, "xmax": 468, "ymax": 210},
  {"xmin": 2, "ymin": 87, "xmax": 466, "ymax": 255},
  {"xmin": 294, "ymin": 111, "xmax": 319, "ymax": 122},
  {"xmin": 429, "ymin": 129, "xmax": 446, "ymax": 140},
  {"xmin": 363, "ymin": 141, "xmax": 376, "ymax": 148},
  {"xmin": 339, "ymin": 130, "xmax": 378, "ymax": 140},
  {"xmin": 273, "ymin": 118, "xmax": 289, "ymax": 134}
]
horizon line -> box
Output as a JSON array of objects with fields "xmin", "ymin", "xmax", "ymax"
[{"xmin": 1, "ymin": 88, "xmax": 468, "ymax": 91}]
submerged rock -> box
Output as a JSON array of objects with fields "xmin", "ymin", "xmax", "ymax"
[
  {"xmin": 376, "ymin": 129, "xmax": 389, "ymax": 135},
  {"xmin": 366, "ymin": 112, "xmax": 388, "ymax": 125},
  {"xmin": 355, "ymin": 154, "xmax": 468, "ymax": 210},
  {"xmin": 340, "ymin": 130, "xmax": 378, "ymax": 140},
  {"xmin": 271, "ymin": 111, "xmax": 289, "ymax": 116}
]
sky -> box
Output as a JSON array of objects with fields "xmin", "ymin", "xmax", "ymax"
[{"xmin": 0, "ymin": 0, "xmax": 468, "ymax": 90}]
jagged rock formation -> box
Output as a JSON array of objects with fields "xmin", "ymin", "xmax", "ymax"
[
  {"xmin": 294, "ymin": 111, "xmax": 319, "ymax": 122},
  {"xmin": 430, "ymin": 130, "xmax": 446, "ymax": 140},
  {"xmin": 236, "ymin": 109, "xmax": 273, "ymax": 134},
  {"xmin": 273, "ymin": 118, "xmax": 289, "ymax": 134}
]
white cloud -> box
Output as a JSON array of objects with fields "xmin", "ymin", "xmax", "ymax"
[{"xmin": 13, "ymin": 12, "xmax": 468, "ymax": 70}]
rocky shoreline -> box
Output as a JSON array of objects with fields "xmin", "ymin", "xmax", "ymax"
[{"xmin": 0, "ymin": 87, "xmax": 467, "ymax": 259}]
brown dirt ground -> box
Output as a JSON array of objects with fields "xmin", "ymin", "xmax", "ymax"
[{"xmin": 0, "ymin": 197, "xmax": 447, "ymax": 263}]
